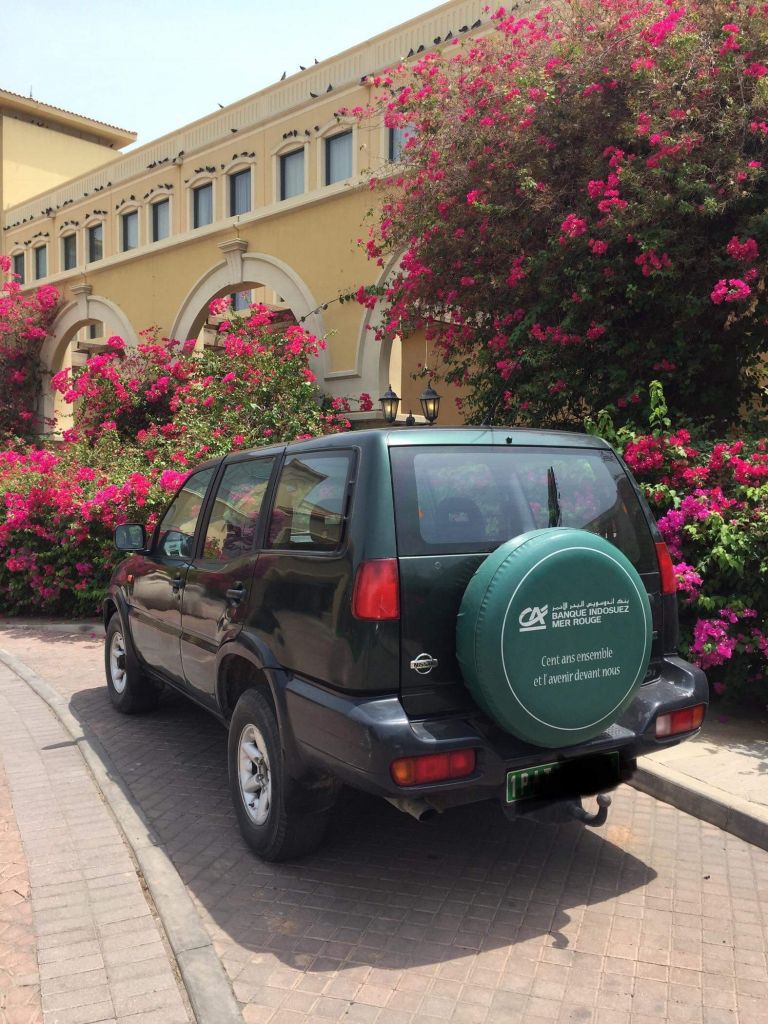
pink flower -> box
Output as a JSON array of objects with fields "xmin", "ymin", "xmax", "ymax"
[
  {"xmin": 559, "ymin": 214, "xmax": 588, "ymax": 241},
  {"xmin": 711, "ymin": 279, "xmax": 751, "ymax": 304},
  {"xmin": 159, "ymin": 469, "xmax": 189, "ymax": 492},
  {"xmin": 209, "ymin": 296, "xmax": 232, "ymax": 316},
  {"xmin": 466, "ymin": 189, "xmax": 484, "ymax": 205},
  {"xmin": 726, "ymin": 236, "xmax": 759, "ymax": 263}
]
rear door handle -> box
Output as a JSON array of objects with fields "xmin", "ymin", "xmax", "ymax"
[{"xmin": 226, "ymin": 583, "xmax": 247, "ymax": 605}]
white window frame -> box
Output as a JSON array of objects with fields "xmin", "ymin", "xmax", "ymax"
[
  {"xmin": 33, "ymin": 244, "xmax": 48, "ymax": 280},
  {"xmin": 86, "ymin": 220, "xmax": 105, "ymax": 264},
  {"xmin": 11, "ymin": 249, "xmax": 25, "ymax": 284},
  {"xmin": 190, "ymin": 178, "xmax": 215, "ymax": 230},
  {"xmin": 149, "ymin": 195, "xmax": 172, "ymax": 243},
  {"xmin": 273, "ymin": 141, "xmax": 309, "ymax": 203},
  {"xmin": 317, "ymin": 118, "xmax": 357, "ymax": 188},
  {"xmin": 120, "ymin": 206, "xmax": 140, "ymax": 253},
  {"xmin": 228, "ymin": 165, "xmax": 253, "ymax": 217},
  {"xmin": 60, "ymin": 231, "xmax": 78, "ymax": 272}
]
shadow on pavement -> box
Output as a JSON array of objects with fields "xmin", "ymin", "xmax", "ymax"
[{"xmin": 65, "ymin": 681, "xmax": 657, "ymax": 975}]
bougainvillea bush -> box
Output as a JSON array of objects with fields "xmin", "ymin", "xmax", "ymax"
[
  {"xmin": 360, "ymin": 0, "xmax": 768, "ymax": 429},
  {"xmin": 590, "ymin": 384, "xmax": 768, "ymax": 704},
  {"xmin": 0, "ymin": 258, "xmax": 59, "ymax": 437},
  {"xmin": 0, "ymin": 301, "xmax": 351, "ymax": 615}
]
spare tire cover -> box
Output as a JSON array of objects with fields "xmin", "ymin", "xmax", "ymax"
[{"xmin": 456, "ymin": 528, "xmax": 652, "ymax": 748}]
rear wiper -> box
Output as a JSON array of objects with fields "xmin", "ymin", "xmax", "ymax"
[{"xmin": 547, "ymin": 466, "xmax": 562, "ymax": 527}]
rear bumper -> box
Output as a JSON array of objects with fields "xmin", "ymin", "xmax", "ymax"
[{"xmin": 285, "ymin": 655, "xmax": 708, "ymax": 804}]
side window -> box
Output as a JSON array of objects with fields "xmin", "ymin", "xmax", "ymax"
[
  {"xmin": 201, "ymin": 458, "xmax": 275, "ymax": 561},
  {"xmin": 155, "ymin": 467, "xmax": 216, "ymax": 559},
  {"xmin": 267, "ymin": 452, "xmax": 353, "ymax": 551}
]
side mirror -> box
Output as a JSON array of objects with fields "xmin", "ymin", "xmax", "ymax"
[{"xmin": 114, "ymin": 524, "xmax": 147, "ymax": 552}]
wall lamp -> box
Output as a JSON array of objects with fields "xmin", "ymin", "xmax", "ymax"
[{"xmin": 379, "ymin": 383, "xmax": 441, "ymax": 424}]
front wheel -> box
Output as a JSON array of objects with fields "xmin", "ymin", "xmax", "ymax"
[
  {"xmin": 228, "ymin": 689, "xmax": 330, "ymax": 861},
  {"xmin": 105, "ymin": 616, "xmax": 161, "ymax": 714}
]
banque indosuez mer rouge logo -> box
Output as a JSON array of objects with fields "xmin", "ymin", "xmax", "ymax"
[{"xmin": 518, "ymin": 598, "xmax": 631, "ymax": 633}]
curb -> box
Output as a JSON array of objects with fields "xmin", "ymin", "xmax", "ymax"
[
  {"xmin": 0, "ymin": 619, "xmax": 102, "ymax": 635},
  {"xmin": 630, "ymin": 760, "xmax": 768, "ymax": 853},
  {"xmin": 0, "ymin": 645, "xmax": 243, "ymax": 1024}
]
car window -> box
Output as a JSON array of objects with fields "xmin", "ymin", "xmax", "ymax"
[
  {"xmin": 201, "ymin": 458, "xmax": 275, "ymax": 561},
  {"xmin": 266, "ymin": 452, "xmax": 353, "ymax": 551},
  {"xmin": 390, "ymin": 446, "xmax": 656, "ymax": 570},
  {"xmin": 155, "ymin": 466, "xmax": 216, "ymax": 559}
]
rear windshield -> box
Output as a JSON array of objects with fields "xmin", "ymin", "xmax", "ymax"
[{"xmin": 389, "ymin": 445, "xmax": 656, "ymax": 570}]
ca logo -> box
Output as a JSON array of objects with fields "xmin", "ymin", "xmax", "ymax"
[{"xmin": 519, "ymin": 606, "xmax": 548, "ymax": 632}]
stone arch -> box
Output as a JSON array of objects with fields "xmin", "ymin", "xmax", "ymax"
[
  {"xmin": 347, "ymin": 251, "xmax": 404, "ymax": 401},
  {"xmin": 39, "ymin": 286, "xmax": 139, "ymax": 430},
  {"xmin": 170, "ymin": 241, "xmax": 328, "ymax": 380}
]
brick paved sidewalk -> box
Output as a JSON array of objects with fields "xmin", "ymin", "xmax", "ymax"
[
  {"xmin": 0, "ymin": 757, "xmax": 41, "ymax": 1024},
  {"xmin": 3, "ymin": 627, "xmax": 768, "ymax": 1024},
  {"xmin": 0, "ymin": 661, "xmax": 191, "ymax": 1024}
]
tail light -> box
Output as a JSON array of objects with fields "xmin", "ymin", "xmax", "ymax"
[
  {"xmin": 655, "ymin": 704, "xmax": 705, "ymax": 738},
  {"xmin": 352, "ymin": 558, "xmax": 400, "ymax": 620},
  {"xmin": 391, "ymin": 749, "xmax": 476, "ymax": 786},
  {"xmin": 655, "ymin": 541, "xmax": 677, "ymax": 595}
]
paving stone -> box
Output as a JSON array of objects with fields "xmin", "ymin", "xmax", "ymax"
[
  {"xmin": 5, "ymin": 628, "xmax": 768, "ymax": 1024},
  {"xmin": 0, "ymin": 660, "xmax": 191, "ymax": 1024}
]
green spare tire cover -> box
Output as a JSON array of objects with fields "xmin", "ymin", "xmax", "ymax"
[{"xmin": 456, "ymin": 528, "xmax": 652, "ymax": 748}]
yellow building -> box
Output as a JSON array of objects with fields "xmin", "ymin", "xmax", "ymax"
[{"xmin": 1, "ymin": 0, "xmax": 487, "ymax": 431}]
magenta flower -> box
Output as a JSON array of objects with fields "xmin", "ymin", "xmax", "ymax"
[{"xmin": 710, "ymin": 278, "xmax": 751, "ymax": 304}]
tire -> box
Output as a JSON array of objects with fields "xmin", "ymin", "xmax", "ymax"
[
  {"xmin": 457, "ymin": 528, "xmax": 652, "ymax": 747},
  {"xmin": 228, "ymin": 689, "xmax": 330, "ymax": 862},
  {"xmin": 104, "ymin": 615, "xmax": 161, "ymax": 714}
]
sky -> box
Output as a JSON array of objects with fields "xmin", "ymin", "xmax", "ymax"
[{"xmin": 1, "ymin": 0, "xmax": 443, "ymax": 150}]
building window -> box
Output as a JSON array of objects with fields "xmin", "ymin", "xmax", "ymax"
[
  {"xmin": 388, "ymin": 125, "xmax": 413, "ymax": 162},
  {"xmin": 62, "ymin": 234, "xmax": 77, "ymax": 271},
  {"xmin": 326, "ymin": 130, "xmax": 352, "ymax": 185},
  {"xmin": 229, "ymin": 169, "xmax": 251, "ymax": 216},
  {"xmin": 280, "ymin": 149, "xmax": 304, "ymax": 200},
  {"xmin": 88, "ymin": 323, "xmax": 100, "ymax": 340},
  {"xmin": 34, "ymin": 245, "xmax": 47, "ymax": 280},
  {"xmin": 152, "ymin": 199, "xmax": 170, "ymax": 242},
  {"xmin": 88, "ymin": 224, "xmax": 103, "ymax": 263},
  {"xmin": 12, "ymin": 253, "xmax": 24, "ymax": 284},
  {"xmin": 193, "ymin": 183, "xmax": 213, "ymax": 228},
  {"xmin": 231, "ymin": 290, "xmax": 251, "ymax": 311},
  {"xmin": 121, "ymin": 210, "xmax": 139, "ymax": 252}
]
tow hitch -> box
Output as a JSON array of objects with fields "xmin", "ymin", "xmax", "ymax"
[{"xmin": 569, "ymin": 793, "xmax": 611, "ymax": 827}]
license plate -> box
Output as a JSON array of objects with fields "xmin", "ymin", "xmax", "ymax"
[{"xmin": 506, "ymin": 752, "xmax": 620, "ymax": 803}]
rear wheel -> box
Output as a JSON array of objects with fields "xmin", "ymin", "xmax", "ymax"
[
  {"xmin": 228, "ymin": 689, "xmax": 330, "ymax": 861},
  {"xmin": 105, "ymin": 616, "xmax": 161, "ymax": 713}
]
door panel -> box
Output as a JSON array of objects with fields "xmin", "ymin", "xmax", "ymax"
[
  {"xmin": 180, "ymin": 457, "xmax": 276, "ymax": 699},
  {"xmin": 129, "ymin": 465, "xmax": 217, "ymax": 683},
  {"xmin": 245, "ymin": 450, "xmax": 393, "ymax": 691}
]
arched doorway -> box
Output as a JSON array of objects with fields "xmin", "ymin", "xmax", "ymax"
[
  {"xmin": 171, "ymin": 241, "xmax": 329, "ymax": 381},
  {"xmin": 40, "ymin": 287, "xmax": 137, "ymax": 432}
]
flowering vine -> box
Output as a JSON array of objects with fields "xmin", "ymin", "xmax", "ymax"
[{"xmin": 356, "ymin": 0, "xmax": 768, "ymax": 429}]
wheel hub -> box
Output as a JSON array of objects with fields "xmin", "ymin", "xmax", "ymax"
[
  {"xmin": 238, "ymin": 724, "xmax": 272, "ymax": 825},
  {"xmin": 109, "ymin": 631, "xmax": 128, "ymax": 694}
]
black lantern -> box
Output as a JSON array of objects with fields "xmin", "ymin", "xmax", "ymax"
[
  {"xmin": 380, "ymin": 384, "xmax": 400, "ymax": 423},
  {"xmin": 419, "ymin": 383, "xmax": 441, "ymax": 424}
]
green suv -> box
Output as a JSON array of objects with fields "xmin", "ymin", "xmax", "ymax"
[{"xmin": 104, "ymin": 428, "xmax": 708, "ymax": 860}]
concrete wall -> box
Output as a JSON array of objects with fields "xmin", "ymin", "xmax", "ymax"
[
  {"xmin": 2, "ymin": 0, "xmax": 491, "ymax": 428},
  {"xmin": 2, "ymin": 118, "xmax": 120, "ymax": 210}
]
